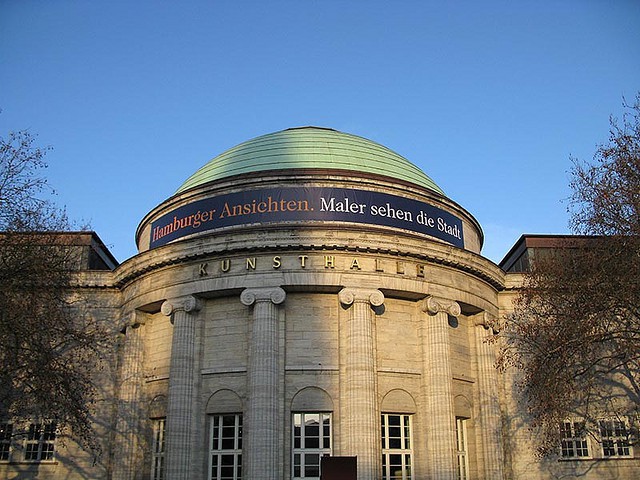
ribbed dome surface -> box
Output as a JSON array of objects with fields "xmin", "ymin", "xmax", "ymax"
[{"xmin": 176, "ymin": 127, "xmax": 444, "ymax": 195}]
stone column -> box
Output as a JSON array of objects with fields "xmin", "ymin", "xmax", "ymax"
[
  {"xmin": 475, "ymin": 313, "xmax": 505, "ymax": 480},
  {"xmin": 421, "ymin": 296, "xmax": 460, "ymax": 480},
  {"xmin": 240, "ymin": 286, "xmax": 286, "ymax": 480},
  {"xmin": 112, "ymin": 311, "xmax": 145, "ymax": 480},
  {"xmin": 339, "ymin": 287, "xmax": 384, "ymax": 480},
  {"xmin": 161, "ymin": 295, "xmax": 201, "ymax": 480}
]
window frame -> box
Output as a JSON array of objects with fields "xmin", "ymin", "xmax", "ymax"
[
  {"xmin": 150, "ymin": 417, "xmax": 166, "ymax": 480},
  {"xmin": 599, "ymin": 419, "xmax": 632, "ymax": 458},
  {"xmin": 208, "ymin": 413, "xmax": 243, "ymax": 480},
  {"xmin": 0, "ymin": 422, "xmax": 13, "ymax": 462},
  {"xmin": 381, "ymin": 413, "xmax": 413, "ymax": 480},
  {"xmin": 291, "ymin": 412, "xmax": 332, "ymax": 480},
  {"xmin": 559, "ymin": 420, "xmax": 590, "ymax": 459},
  {"xmin": 455, "ymin": 417, "xmax": 470, "ymax": 480},
  {"xmin": 24, "ymin": 421, "xmax": 57, "ymax": 462}
]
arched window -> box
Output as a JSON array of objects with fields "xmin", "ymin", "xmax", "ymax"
[
  {"xmin": 291, "ymin": 387, "xmax": 334, "ymax": 480},
  {"xmin": 380, "ymin": 389, "xmax": 416, "ymax": 480},
  {"xmin": 206, "ymin": 390, "xmax": 244, "ymax": 480}
]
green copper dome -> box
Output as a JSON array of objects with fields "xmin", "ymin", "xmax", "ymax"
[{"xmin": 176, "ymin": 127, "xmax": 445, "ymax": 195}]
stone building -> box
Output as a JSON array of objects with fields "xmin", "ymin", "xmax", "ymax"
[{"xmin": 0, "ymin": 127, "xmax": 637, "ymax": 479}]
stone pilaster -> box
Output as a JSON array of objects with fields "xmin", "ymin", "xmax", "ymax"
[
  {"xmin": 339, "ymin": 287, "xmax": 384, "ymax": 480},
  {"xmin": 475, "ymin": 313, "xmax": 505, "ymax": 480},
  {"xmin": 421, "ymin": 296, "xmax": 460, "ymax": 480},
  {"xmin": 241, "ymin": 287, "xmax": 286, "ymax": 480},
  {"xmin": 112, "ymin": 311, "xmax": 145, "ymax": 480},
  {"xmin": 161, "ymin": 295, "xmax": 201, "ymax": 480}
]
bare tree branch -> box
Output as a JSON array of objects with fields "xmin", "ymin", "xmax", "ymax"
[
  {"xmin": 0, "ymin": 127, "xmax": 110, "ymax": 454},
  {"xmin": 497, "ymin": 95, "xmax": 640, "ymax": 455}
]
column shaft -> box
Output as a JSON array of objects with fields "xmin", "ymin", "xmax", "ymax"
[
  {"xmin": 241, "ymin": 287, "xmax": 286, "ymax": 480},
  {"xmin": 112, "ymin": 314, "xmax": 145, "ymax": 480},
  {"xmin": 475, "ymin": 321, "xmax": 505, "ymax": 480},
  {"xmin": 421, "ymin": 297, "xmax": 459, "ymax": 480},
  {"xmin": 339, "ymin": 288, "xmax": 384, "ymax": 480},
  {"xmin": 162, "ymin": 296, "xmax": 200, "ymax": 480}
]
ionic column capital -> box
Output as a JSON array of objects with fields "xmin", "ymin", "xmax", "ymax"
[
  {"xmin": 161, "ymin": 295, "xmax": 201, "ymax": 317},
  {"xmin": 124, "ymin": 310, "xmax": 146, "ymax": 329},
  {"xmin": 240, "ymin": 287, "xmax": 286, "ymax": 307},
  {"xmin": 338, "ymin": 288, "xmax": 384, "ymax": 308},
  {"xmin": 475, "ymin": 311, "xmax": 497, "ymax": 331},
  {"xmin": 421, "ymin": 295, "xmax": 461, "ymax": 317}
]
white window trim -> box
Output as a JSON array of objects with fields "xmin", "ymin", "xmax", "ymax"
[
  {"xmin": 0, "ymin": 422, "xmax": 13, "ymax": 462},
  {"xmin": 381, "ymin": 413, "xmax": 413, "ymax": 480},
  {"xmin": 455, "ymin": 417, "xmax": 470, "ymax": 480},
  {"xmin": 208, "ymin": 413, "xmax": 243, "ymax": 480},
  {"xmin": 599, "ymin": 418, "xmax": 633, "ymax": 458},
  {"xmin": 150, "ymin": 418, "xmax": 166, "ymax": 480},
  {"xmin": 23, "ymin": 421, "xmax": 57, "ymax": 463},
  {"xmin": 291, "ymin": 412, "xmax": 332, "ymax": 480},
  {"xmin": 559, "ymin": 420, "xmax": 591, "ymax": 460}
]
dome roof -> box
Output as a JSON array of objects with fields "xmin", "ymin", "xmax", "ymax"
[{"xmin": 176, "ymin": 127, "xmax": 445, "ymax": 195}]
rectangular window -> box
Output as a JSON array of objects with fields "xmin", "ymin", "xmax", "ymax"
[
  {"xmin": 455, "ymin": 418, "xmax": 469, "ymax": 480},
  {"xmin": 0, "ymin": 423, "xmax": 12, "ymax": 461},
  {"xmin": 381, "ymin": 414, "xmax": 413, "ymax": 480},
  {"xmin": 25, "ymin": 422, "xmax": 56, "ymax": 462},
  {"xmin": 292, "ymin": 412, "xmax": 332, "ymax": 479},
  {"xmin": 559, "ymin": 421, "xmax": 589, "ymax": 458},
  {"xmin": 151, "ymin": 418, "xmax": 166, "ymax": 480},
  {"xmin": 599, "ymin": 420, "xmax": 631, "ymax": 457},
  {"xmin": 209, "ymin": 414, "xmax": 242, "ymax": 480}
]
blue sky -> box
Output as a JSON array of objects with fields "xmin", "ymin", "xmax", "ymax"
[{"xmin": 1, "ymin": 1, "xmax": 638, "ymax": 263}]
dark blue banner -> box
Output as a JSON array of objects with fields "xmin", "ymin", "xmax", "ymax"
[{"xmin": 150, "ymin": 187, "xmax": 464, "ymax": 249}]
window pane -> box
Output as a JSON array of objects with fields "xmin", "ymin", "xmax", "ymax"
[
  {"xmin": 304, "ymin": 453, "xmax": 320, "ymax": 476},
  {"xmin": 42, "ymin": 444, "xmax": 54, "ymax": 460},
  {"xmin": 304, "ymin": 415, "xmax": 320, "ymax": 449},
  {"xmin": 305, "ymin": 436, "xmax": 320, "ymax": 449},
  {"xmin": 212, "ymin": 423, "xmax": 220, "ymax": 448},
  {"xmin": 25, "ymin": 444, "xmax": 38, "ymax": 461},
  {"xmin": 43, "ymin": 423, "xmax": 56, "ymax": 440},
  {"xmin": 221, "ymin": 437, "xmax": 235, "ymax": 450},
  {"xmin": 27, "ymin": 424, "xmax": 39, "ymax": 440},
  {"xmin": 0, "ymin": 424, "xmax": 11, "ymax": 441},
  {"xmin": 389, "ymin": 438, "xmax": 402, "ymax": 449}
]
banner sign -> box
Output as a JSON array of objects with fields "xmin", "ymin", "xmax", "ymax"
[{"xmin": 150, "ymin": 187, "xmax": 464, "ymax": 249}]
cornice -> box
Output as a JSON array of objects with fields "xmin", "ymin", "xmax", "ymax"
[
  {"xmin": 70, "ymin": 271, "xmax": 119, "ymax": 290},
  {"xmin": 113, "ymin": 231, "xmax": 505, "ymax": 292}
]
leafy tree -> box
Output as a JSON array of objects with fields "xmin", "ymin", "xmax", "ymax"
[
  {"xmin": 0, "ymin": 128, "xmax": 108, "ymax": 452},
  {"xmin": 498, "ymin": 95, "xmax": 640, "ymax": 454}
]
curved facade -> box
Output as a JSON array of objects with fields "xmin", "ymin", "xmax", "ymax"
[
  {"xmin": 2, "ymin": 127, "xmax": 637, "ymax": 480},
  {"xmin": 120, "ymin": 127, "xmax": 502, "ymax": 480}
]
